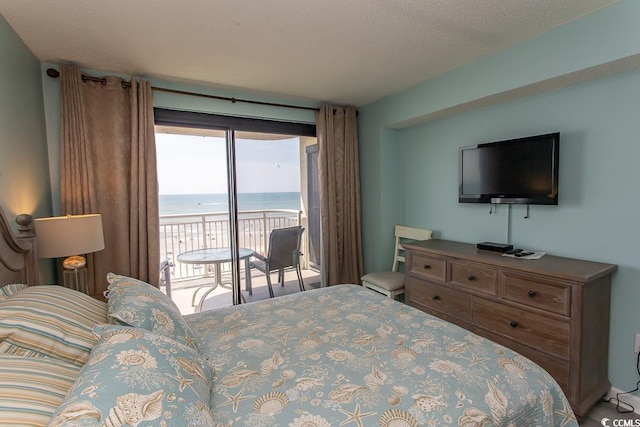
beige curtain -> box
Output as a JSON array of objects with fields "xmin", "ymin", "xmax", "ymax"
[
  {"xmin": 60, "ymin": 66, "xmax": 159, "ymax": 298},
  {"xmin": 317, "ymin": 105, "xmax": 363, "ymax": 285}
]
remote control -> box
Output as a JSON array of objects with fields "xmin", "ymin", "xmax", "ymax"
[{"xmin": 515, "ymin": 251, "xmax": 534, "ymax": 257}]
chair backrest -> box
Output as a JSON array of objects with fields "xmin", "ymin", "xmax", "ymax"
[
  {"xmin": 392, "ymin": 225, "xmax": 433, "ymax": 271},
  {"xmin": 267, "ymin": 226, "xmax": 305, "ymax": 270},
  {"xmin": 159, "ymin": 258, "xmax": 173, "ymax": 297}
]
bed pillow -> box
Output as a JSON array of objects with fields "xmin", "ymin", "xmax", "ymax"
[
  {"xmin": 0, "ymin": 285, "xmax": 108, "ymax": 365},
  {"xmin": 0, "ymin": 283, "xmax": 27, "ymax": 301},
  {"xmin": 0, "ymin": 355, "xmax": 81, "ymax": 427},
  {"xmin": 106, "ymin": 273, "xmax": 199, "ymax": 351},
  {"xmin": 47, "ymin": 325, "xmax": 214, "ymax": 427}
]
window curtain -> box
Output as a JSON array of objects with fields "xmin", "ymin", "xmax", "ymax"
[
  {"xmin": 60, "ymin": 66, "xmax": 159, "ymax": 298},
  {"xmin": 317, "ymin": 105, "xmax": 363, "ymax": 285}
]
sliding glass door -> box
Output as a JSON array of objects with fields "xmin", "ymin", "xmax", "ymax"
[
  {"xmin": 155, "ymin": 127, "xmax": 234, "ymax": 311},
  {"xmin": 154, "ymin": 109, "xmax": 318, "ymax": 313}
]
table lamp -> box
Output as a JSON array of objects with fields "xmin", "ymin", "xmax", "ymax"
[{"xmin": 34, "ymin": 214, "xmax": 105, "ymax": 292}]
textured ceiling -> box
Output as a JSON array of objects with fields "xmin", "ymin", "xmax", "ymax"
[{"xmin": 0, "ymin": 0, "xmax": 621, "ymax": 107}]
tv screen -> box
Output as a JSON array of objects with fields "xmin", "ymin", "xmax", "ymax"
[{"xmin": 458, "ymin": 132, "xmax": 559, "ymax": 205}]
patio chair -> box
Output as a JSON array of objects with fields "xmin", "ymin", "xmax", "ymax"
[
  {"xmin": 160, "ymin": 258, "xmax": 173, "ymax": 297},
  {"xmin": 247, "ymin": 226, "xmax": 306, "ymax": 298}
]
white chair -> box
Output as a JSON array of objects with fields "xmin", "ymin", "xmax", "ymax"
[{"xmin": 361, "ymin": 225, "xmax": 433, "ymax": 299}]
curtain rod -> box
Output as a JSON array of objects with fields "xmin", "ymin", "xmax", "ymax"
[{"xmin": 46, "ymin": 68, "xmax": 319, "ymax": 113}]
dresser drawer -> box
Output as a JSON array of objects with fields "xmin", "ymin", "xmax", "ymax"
[
  {"xmin": 477, "ymin": 328, "xmax": 569, "ymax": 393},
  {"xmin": 449, "ymin": 261, "xmax": 497, "ymax": 295},
  {"xmin": 473, "ymin": 298, "xmax": 570, "ymax": 359},
  {"xmin": 502, "ymin": 273, "xmax": 571, "ymax": 316},
  {"xmin": 406, "ymin": 277, "xmax": 471, "ymax": 323},
  {"xmin": 408, "ymin": 253, "xmax": 446, "ymax": 282}
]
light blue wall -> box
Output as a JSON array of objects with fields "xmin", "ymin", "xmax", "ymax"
[
  {"xmin": 358, "ymin": 0, "xmax": 640, "ymax": 397},
  {"xmin": 0, "ymin": 16, "xmax": 51, "ymax": 222},
  {"xmin": 0, "ymin": 16, "xmax": 55, "ymax": 283},
  {"xmin": 401, "ymin": 71, "xmax": 640, "ymax": 251}
]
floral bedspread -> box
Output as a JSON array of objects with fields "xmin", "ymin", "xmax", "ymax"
[{"xmin": 186, "ymin": 285, "xmax": 577, "ymax": 427}]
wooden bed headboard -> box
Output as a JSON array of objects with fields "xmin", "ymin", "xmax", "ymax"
[{"xmin": 0, "ymin": 204, "xmax": 37, "ymax": 286}]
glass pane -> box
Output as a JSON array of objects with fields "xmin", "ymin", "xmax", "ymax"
[
  {"xmin": 156, "ymin": 130, "xmax": 234, "ymax": 313},
  {"xmin": 235, "ymin": 132, "xmax": 320, "ymax": 301}
]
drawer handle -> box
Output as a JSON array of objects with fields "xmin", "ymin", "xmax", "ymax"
[
  {"xmin": 509, "ymin": 320, "xmax": 518, "ymax": 328},
  {"xmin": 432, "ymin": 295, "xmax": 441, "ymax": 301},
  {"xmin": 423, "ymin": 264, "xmax": 431, "ymax": 270},
  {"xmin": 467, "ymin": 275, "xmax": 475, "ymax": 281},
  {"xmin": 527, "ymin": 290, "xmax": 537, "ymax": 297}
]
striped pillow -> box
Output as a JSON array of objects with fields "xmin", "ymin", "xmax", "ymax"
[
  {"xmin": 0, "ymin": 285, "xmax": 108, "ymax": 366},
  {"xmin": 0, "ymin": 355, "xmax": 80, "ymax": 427},
  {"xmin": 0, "ymin": 283, "xmax": 27, "ymax": 301},
  {"xmin": 0, "ymin": 342, "xmax": 49, "ymax": 358}
]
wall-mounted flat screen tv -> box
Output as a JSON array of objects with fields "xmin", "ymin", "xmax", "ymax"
[{"xmin": 458, "ymin": 132, "xmax": 559, "ymax": 205}]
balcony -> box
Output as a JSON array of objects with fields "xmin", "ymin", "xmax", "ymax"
[{"xmin": 159, "ymin": 209, "xmax": 320, "ymax": 313}]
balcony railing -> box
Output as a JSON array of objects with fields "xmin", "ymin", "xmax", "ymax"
[{"xmin": 160, "ymin": 209, "xmax": 302, "ymax": 281}]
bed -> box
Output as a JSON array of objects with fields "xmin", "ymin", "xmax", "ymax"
[{"xmin": 0, "ymin": 205, "xmax": 578, "ymax": 426}]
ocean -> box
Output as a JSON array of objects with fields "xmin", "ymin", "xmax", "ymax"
[{"xmin": 159, "ymin": 192, "xmax": 301, "ymax": 216}]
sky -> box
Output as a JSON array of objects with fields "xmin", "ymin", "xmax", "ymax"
[{"xmin": 155, "ymin": 133, "xmax": 301, "ymax": 195}]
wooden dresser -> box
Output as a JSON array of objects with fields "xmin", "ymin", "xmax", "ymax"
[{"xmin": 403, "ymin": 239, "xmax": 617, "ymax": 418}]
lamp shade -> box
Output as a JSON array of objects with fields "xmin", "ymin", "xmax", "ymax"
[{"xmin": 34, "ymin": 214, "xmax": 105, "ymax": 258}]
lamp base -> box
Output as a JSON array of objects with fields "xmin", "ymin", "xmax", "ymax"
[
  {"xmin": 63, "ymin": 268, "xmax": 88, "ymax": 294},
  {"xmin": 62, "ymin": 255, "xmax": 86, "ymax": 270}
]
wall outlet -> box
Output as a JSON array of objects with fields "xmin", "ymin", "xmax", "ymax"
[{"xmin": 635, "ymin": 333, "xmax": 640, "ymax": 353}]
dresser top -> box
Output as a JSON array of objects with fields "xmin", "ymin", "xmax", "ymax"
[{"xmin": 404, "ymin": 239, "xmax": 617, "ymax": 284}]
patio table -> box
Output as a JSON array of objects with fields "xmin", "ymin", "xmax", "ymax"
[{"xmin": 177, "ymin": 247, "xmax": 253, "ymax": 311}]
